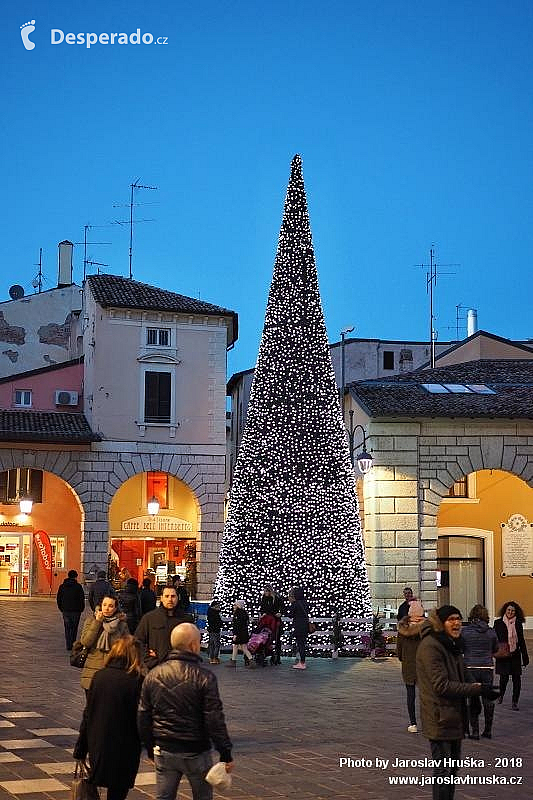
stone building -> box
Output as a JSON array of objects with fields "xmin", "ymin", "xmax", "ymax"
[
  {"xmin": 347, "ymin": 331, "xmax": 533, "ymax": 626},
  {"xmin": 0, "ymin": 270, "xmax": 237, "ymax": 599}
]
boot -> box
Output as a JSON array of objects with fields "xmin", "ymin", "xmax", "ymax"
[
  {"xmin": 469, "ymin": 721, "xmax": 479, "ymax": 740},
  {"xmin": 481, "ymin": 704, "xmax": 494, "ymax": 739}
]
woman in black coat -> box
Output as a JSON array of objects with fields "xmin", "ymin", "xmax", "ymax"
[
  {"xmin": 288, "ymin": 586, "xmax": 309, "ymax": 670},
  {"xmin": 494, "ymin": 600, "xmax": 529, "ymax": 710},
  {"xmin": 74, "ymin": 635, "xmax": 143, "ymax": 800},
  {"xmin": 226, "ymin": 600, "xmax": 255, "ymax": 668}
]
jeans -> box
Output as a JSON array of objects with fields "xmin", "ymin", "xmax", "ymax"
[
  {"xmin": 208, "ymin": 631, "xmax": 220, "ymax": 660},
  {"xmin": 466, "ymin": 667, "xmax": 494, "ymax": 733},
  {"xmin": 62, "ymin": 611, "xmax": 81, "ymax": 650},
  {"xmin": 429, "ymin": 739, "xmax": 461, "ymax": 800},
  {"xmin": 155, "ymin": 748, "xmax": 213, "ymax": 800},
  {"xmin": 406, "ymin": 684, "xmax": 416, "ymax": 725},
  {"xmin": 295, "ymin": 632, "xmax": 307, "ymax": 663}
]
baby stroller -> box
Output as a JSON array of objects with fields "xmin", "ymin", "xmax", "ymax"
[{"xmin": 247, "ymin": 614, "xmax": 279, "ymax": 667}]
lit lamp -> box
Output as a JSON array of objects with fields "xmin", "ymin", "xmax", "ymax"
[
  {"xmin": 348, "ymin": 410, "xmax": 373, "ymax": 474},
  {"xmin": 19, "ymin": 495, "xmax": 33, "ymax": 514},
  {"xmin": 147, "ymin": 496, "xmax": 160, "ymax": 516}
]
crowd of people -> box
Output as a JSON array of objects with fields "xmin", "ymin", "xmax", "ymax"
[
  {"xmin": 57, "ymin": 571, "xmax": 529, "ymax": 800},
  {"xmin": 396, "ymin": 587, "xmax": 529, "ymax": 800}
]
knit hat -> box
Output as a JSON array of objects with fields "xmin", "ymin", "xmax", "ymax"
[
  {"xmin": 408, "ymin": 600, "xmax": 425, "ymax": 618},
  {"xmin": 264, "ymin": 584, "xmax": 273, "ymax": 592},
  {"xmin": 234, "ymin": 600, "xmax": 245, "ymax": 609},
  {"xmin": 436, "ymin": 604, "xmax": 462, "ymax": 623}
]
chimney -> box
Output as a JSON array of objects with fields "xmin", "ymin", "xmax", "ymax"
[
  {"xmin": 58, "ymin": 240, "xmax": 73, "ymax": 287},
  {"xmin": 467, "ymin": 308, "xmax": 478, "ymax": 337}
]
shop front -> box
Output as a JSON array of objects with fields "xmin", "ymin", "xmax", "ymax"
[{"xmin": 0, "ymin": 529, "xmax": 32, "ymax": 596}]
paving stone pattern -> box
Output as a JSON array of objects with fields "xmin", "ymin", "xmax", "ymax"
[{"xmin": 0, "ymin": 599, "xmax": 531, "ymax": 800}]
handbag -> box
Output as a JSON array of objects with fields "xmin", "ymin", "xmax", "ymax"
[
  {"xmin": 71, "ymin": 760, "xmax": 100, "ymax": 800},
  {"xmin": 308, "ymin": 622, "xmax": 317, "ymax": 634},
  {"xmin": 494, "ymin": 642, "xmax": 510, "ymax": 659},
  {"xmin": 70, "ymin": 641, "xmax": 90, "ymax": 669}
]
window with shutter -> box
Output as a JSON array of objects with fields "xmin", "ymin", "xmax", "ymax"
[{"xmin": 144, "ymin": 371, "xmax": 171, "ymax": 423}]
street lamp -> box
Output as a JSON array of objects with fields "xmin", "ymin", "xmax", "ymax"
[
  {"xmin": 348, "ymin": 410, "xmax": 373, "ymax": 474},
  {"xmin": 19, "ymin": 495, "xmax": 33, "ymax": 514},
  {"xmin": 340, "ymin": 326, "xmax": 354, "ymax": 424},
  {"xmin": 147, "ymin": 496, "xmax": 160, "ymax": 516}
]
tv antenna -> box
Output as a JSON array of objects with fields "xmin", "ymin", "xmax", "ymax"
[
  {"xmin": 85, "ymin": 260, "xmax": 109, "ymax": 275},
  {"xmin": 73, "ymin": 224, "xmax": 112, "ymax": 280},
  {"xmin": 112, "ymin": 178, "xmax": 157, "ymax": 279},
  {"xmin": 442, "ymin": 304, "xmax": 467, "ymax": 341},
  {"xmin": 415, "ymin": 247, "xmax": 458, "ymax": 368},
  {"xmin": 32, "ymin": 248, "xmax": 44, "ymax": 293}
]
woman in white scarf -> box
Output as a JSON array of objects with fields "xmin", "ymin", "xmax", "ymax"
[
  {"xmin": 80, "ymin": 595, "xmax": 129, "ymax": 694},
  {"xmin": 494, "ymin": 601, "xmax": 529, "ymax": 710}
]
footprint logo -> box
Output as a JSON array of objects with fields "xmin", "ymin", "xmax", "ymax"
[{"xmin": 20, "ymin": 20, "xmax": 36, "ymax": 51}]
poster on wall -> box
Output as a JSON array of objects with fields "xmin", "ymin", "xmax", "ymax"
[{"xmin": 501, "ymin": 514, "xmax": 533, "ymax": 576}]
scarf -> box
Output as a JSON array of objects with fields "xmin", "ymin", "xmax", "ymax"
[
  {"xmin": 96, "ymin": 614, "xmax": 122, "ymax": 652},
  {"xmin": 503, "ymin": 616, "xmax": 518, "ymax": 653}
]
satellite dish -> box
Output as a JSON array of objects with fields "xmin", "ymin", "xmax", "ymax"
[{"xmin": 9, "ymin": 285, "xmax": 24, "ymax": 300}]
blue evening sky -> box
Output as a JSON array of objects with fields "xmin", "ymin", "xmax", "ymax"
[{"xmin": 2, "ymin": 2, "xmax": 533, "ymax": 376}]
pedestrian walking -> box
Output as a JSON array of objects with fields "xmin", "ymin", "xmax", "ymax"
[
  {"xmin": 135, "ymin": 586, "xmax": 193, "ymax": 671},
  {"xmin": 416, "ymin": 605, "xmax": 498, "ymax": 800},
  {"xmin": 207, "ymin": 601, "xmax": 223, "ymax": 664},
  {"xmin": 139, "ymin": 577, "xmax": 157, "ymax": 616},
  {"xmin": 396, "ymin": 599, "xmax": 425, "ymax": 732},
  {"xmin": 88, "ymin": 570, "xmax": 116, "ymax": 611},
  {"xmin": 119, "ymin": 578, "xmax": 142, "ymax": 634},
  {"xmin": 288, "ymin": 586, "xmax": 309, "ymax": 670},
  {"xmin": 226, "ymin": 600, "xmax": 254, "ymax": 668},
  {"xmin": 79, "ymin": 595, "xmax": 129, "ymax": 693},
  {"xmin": 56, "ymin": 569, "xmax": 85, "ymax": 651},
  {"xmin": 461, "ymin": 604, "xmax": 499, "ymax": 739},
  {"xmin": 494, "ymin": 601, "xmax": 529, "ymax": 710},
  {"xmin": 74, "ymin": 635, "xmax": 143, "ymax": 800},
  {"xmin": 259, "ymin": 584, "xmax": 284, "ymax": 665},
  {"xmin": 138, "ymin": 622, "xmax": 234, "ymax": 800}
]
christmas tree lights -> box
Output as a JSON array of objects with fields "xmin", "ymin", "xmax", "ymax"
[{"xmin": 214, "ymin": 155, "xmax": 371, "ymax": 619}]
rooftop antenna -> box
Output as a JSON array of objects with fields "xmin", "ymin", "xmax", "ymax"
[
  {"xmin": 112, "ymin": 178, "xmax": 157, "ymax": 279},
  {"xmin": 85, "ymin": 260, "xmax": 109, "ymax": 276},
  {"xmin": 442, "ymin": 303, "xmax": 467, "ymax": 341},
  {"xmin": 74, "ymin": 225, "xmax": 112, "ymax": 281},
  {"xmin": 32, "ymin": 248, "xmax": 44, "ymax": 293},
  {"xmin": 415, "ymin": 247, "xmax": 458, "ymax": 368}
]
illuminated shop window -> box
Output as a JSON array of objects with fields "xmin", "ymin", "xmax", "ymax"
[
  {"xmin": 147, "ymin": 471, "xmax": 168, "ymax": 509},
  {"xmin": 50, "ymin": 536, "xmax": 66, "ymax": 569}
]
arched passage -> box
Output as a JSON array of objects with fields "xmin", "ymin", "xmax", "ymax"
[{"xmin": 108, "ymin": 471, "xmax": 201, "ymax": 595}]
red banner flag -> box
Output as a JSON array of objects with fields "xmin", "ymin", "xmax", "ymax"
[{"xmin": 33, "ymin": 529, "xmax": 53, "ymax": 592}]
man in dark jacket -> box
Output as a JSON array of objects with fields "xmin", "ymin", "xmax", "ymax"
[
  {"xmin": 56, "ymin": 569, "xmax": 85, "ymax": 650},
  {"xmin": 138, "ymin": 622, "xmax": 234, "ymax": 800},
  {"xmin": 88, "ymin": 570, "xmax": 116, "ymax": 611},
  {"xmin": 416, "ymin": 605, "xmax": 498, "ymax": 799},
  {"xmin": 135, "ymin": 586, "xmax": 192, "ymax": 671}
]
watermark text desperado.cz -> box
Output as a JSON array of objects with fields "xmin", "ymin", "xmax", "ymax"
[{"xmin": 51, "ymin": 29, "xmax": 168, "ymax": 48}]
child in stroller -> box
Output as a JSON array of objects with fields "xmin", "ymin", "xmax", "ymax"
[{"xmin": 247, "ymin": 614, "xmax": 280, "ymax": 666}]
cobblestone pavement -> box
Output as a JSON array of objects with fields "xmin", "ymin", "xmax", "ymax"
[{"xmin": 0, "ymin": 599, "xmax": 531, "ymax": 800}]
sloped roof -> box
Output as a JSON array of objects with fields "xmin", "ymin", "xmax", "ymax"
[
  {"xmin": 349, "ymin": 360, "xmax": 533, "ymax": 419},
  {"xmin": 0, "ymin": 411, "xmax": 101, "ymax": 443},
  {"xmin": 87, "ymin": 274, "xmax": 238, "ymax": 344}
]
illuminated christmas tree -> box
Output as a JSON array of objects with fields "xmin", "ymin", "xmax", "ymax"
[{"xmin": 215, "ymin": 155, "xmax": 371, "ymax": 618}]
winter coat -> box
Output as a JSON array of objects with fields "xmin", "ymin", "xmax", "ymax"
[
  {"xmin": 260, "ymin": 593, "xmax": 285, "ymax": 617},
  {"xmin": 231, "ymin": 607, "xmax": 249, "ymax": 644},
  {"xmin": 397, "ymin": 600, "xmax": 411, "ymax": 621},
  {"xmin": 139, "ymin": 587, "xmax": 157, "ymax": 616},
  {"xmin": 74, "ymin": 661, "xmax": 142, "ymax": 789},
  {"xmin": 79, "ymin": 614, "xmax": 130, "ymax": 690},
  {"xmin": 416, "ymin": 613, "xmax": 482, "ymax": 741},
  {"xmin": 288, "ymin": 588, "xmax": 309, "ymax": 637},
  {"xmin": 207, "ymin": 606, "xmax": 223, "ymax": 633},
  {"xmin": 119, "ymin": 587, "xmax": 141, "ymax": 634},
  {"xmin": 88, "ymin": 579, "xmax": 116, "ymax": 611},
  {"xmin": 461, "ymin": 620, "xmax": 499, "ymax": 667},
  {"xmin": 138, "ymin": 649, "xmax": 232, "ymax": 762},
  {"xmin": 493, "ymin": 618, "xmax": 529, "ymax": 677},
  {"xmin": 135, "ymin": 605, "xmax": 193, "ymax": 670},
  {"xmin": 396, "ymin": 618, "xmax": 423, "ymax": 685},
  {"xmin": 56, "ymin": 578, "xmax": 85, "ymax": 613}
]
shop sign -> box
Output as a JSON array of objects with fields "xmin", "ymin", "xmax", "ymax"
[{"xmin": 121, "ymin": 515, "xmax": 193, "ymax": 534}]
